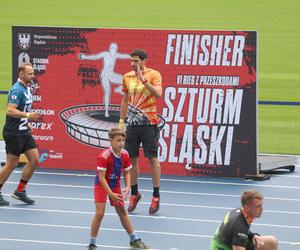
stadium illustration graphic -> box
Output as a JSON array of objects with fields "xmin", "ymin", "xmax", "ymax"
[{"xmin": 59, "ymin": 104, "xmax": 165, "ymax": 148}]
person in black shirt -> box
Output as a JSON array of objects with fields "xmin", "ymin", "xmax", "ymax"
[
  {"xmin": 211, "ymin": 190, "xmax": 278, "ymax": 250},
  {"xmin": 0, "ymin": 63, "xmax": 42, "ymax": 206}
]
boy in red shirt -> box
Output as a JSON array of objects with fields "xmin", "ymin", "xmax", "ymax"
[{"xmin": 88, "ymin": 128, "xmax": 148, "ymax": 250}]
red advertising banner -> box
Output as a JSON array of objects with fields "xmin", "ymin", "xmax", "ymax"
[{"xmin": 12, "ymin": 26, "xmax": 257, "ymax": 177}]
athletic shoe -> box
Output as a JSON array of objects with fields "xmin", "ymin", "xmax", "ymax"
[
  {"xmin": 130, "ymin": 239, "xmax": 149, "ymax": 249},
  {"xmin": 149, "ymin": 197, "xmax": 160, "ymax": 214},
  {"xmin": 12, "ymin": 190, "xmax": 35, "ymax": 205},
  {"xmin": 0, "ymin": 193, "xmax": 9, "ymax": 206},
  {"xmin": 127, "ymin": 193, "xmax": 143, "ymax": 213},
  {"xmin": 87, "ymin": 244, "xmax": 97, "ymax": 250}
]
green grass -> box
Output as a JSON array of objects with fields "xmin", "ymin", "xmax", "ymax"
[
  {"xmin": 0, "ymin": 0, "xmax": 299, "ymax": 154},
  {"xmin": 259, "ymin": 106, "xmax": 300, "ymax": 154},
  {"xmin": 0, "ymin": 95, "xmax": 7, "ymax": 135}
]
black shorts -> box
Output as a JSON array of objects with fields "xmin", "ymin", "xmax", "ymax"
[
  {"xmin": 125, "ymin": 125, "xmax": 159, "ymax": 158},
  {"xmin": 245, "ymin": 239, "xmax": 255, "ymax": 250},
  {"xmin": 211, "ymin": 238, "xmax": 254, "ymax": 250},
  {"xmin": 3, "ymin": 134, "xmax": 38, "ymax": 156}
]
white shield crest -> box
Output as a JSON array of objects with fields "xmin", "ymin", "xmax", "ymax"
[{"xmin": 18, "ymin": 33, "xmax": 31, "ymax": 50}]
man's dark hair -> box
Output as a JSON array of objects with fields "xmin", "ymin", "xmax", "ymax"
[{"xmin": 130, "ymin": 48, "xmax": 148, "ymax": 60}]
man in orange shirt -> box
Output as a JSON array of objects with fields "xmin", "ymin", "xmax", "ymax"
[{"xmin": 119, "ymin": 48, "xmax": 162, "ymax": 214}]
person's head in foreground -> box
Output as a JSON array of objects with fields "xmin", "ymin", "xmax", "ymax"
[{"xmin": 108, "ymin": 127, "xmax": 126, "ymax": 154}]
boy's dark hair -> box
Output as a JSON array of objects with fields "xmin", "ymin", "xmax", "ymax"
[
  {"xmin": 108, "ymin": 127, "xmax": 126, "ymax": 140},
  {"xmin": 130, "ymin": 48, "xmax": 148, "ymax": 60}
]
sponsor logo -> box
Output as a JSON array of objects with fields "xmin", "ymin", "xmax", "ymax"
[
  {"xmin": 32, "ymin": 135, "xmax": 54, "ymax": 141},
  {"xmin": 39, "ymin": 151, "xmax": 49, "ymax": 163},
  {"xmin": 31, "ymin": 122, "xmax": 53, "ymax": 130},
  {"xmin": 28, "ymin": 81, "xmax": 40, "ymax": 95},
  {"xmin": 30, "ymin": 109, "xmax": 55, "ymax": 116},
  {"xmin": 237, "ymin": 233, "xmax": 248, "ymax": 239},
  {"xmin": 49, "ymin": 150, "xmax": 63, "ymax": 159},
  {"xmin": 33, "ymin": 95, "xmax": 42, "ymax": 102},
  {"xmin": 39, "ymin": 149, "xmax": 63, "ymax": 163}
]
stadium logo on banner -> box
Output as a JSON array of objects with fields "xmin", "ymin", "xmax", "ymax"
[
  {"xmin": 18, "ymin": 52, "xmax": 30, "ymax": 66},
  {"xmin": 18, "ymin": 33, "xmax": 31, "ymax": 50},
  {"xmin": 59, "ymin": 104, "xmax": 165, "ymax": 148}
]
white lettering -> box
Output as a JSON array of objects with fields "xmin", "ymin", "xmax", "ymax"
[
  {"xmin": 165, "ymin": 34, "xmax": 245, "ymax": 66},
  {"xmin": 178, "ymin": 125, "xmax": 193, "ymax": 163},
  {"xmin": 32, "ymin": 135, "xmax": 54, "ymax": 141},
  {"xmin": 162, "ymin": 87, "xmax": 176, "ymax": 122},
  {"xmin": 158, "ymin": 124, "xmax": 234, "ymax": 165},
  {"xmin": 31, "ymin": 122, "xmax": 53, "ymax": 130}
]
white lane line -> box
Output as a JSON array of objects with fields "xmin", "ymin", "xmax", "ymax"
[
  {"xmin": 5, "ymin": 182, "xmax": 300, "ymax": 202},
  {"xmin": 290, "ymin": 242, "xmax": 300, "ymax": 245},
  {"xmin": 0, "ymin": 237, "xmax": 160, "ymax": 249},
  {"xmin": 157, "ymin": 190, "xmax": 300, "ymax": 202},
  {"xmin": 6, "ymin": 181, "xmax": 92, "ymax": 188},
  {"xmin": 158, "ymin": 179, "xmax": 300, "ymax": 189},
  {"xmin": 0, "ymin": 207, "xmax": 299, "ymax": 229},
  {"xmin": 13, "ymin": 170, "xmax": 94, "ymax": 177},
  {"xmin": 0, "ymin": 226, "xmax": 297, "ymax": 246},
  {"xmin": 0, "ymin": 221, "xmax": 206, "ymax": 238},
  {"xmin": 12, "ymin": 170, "xmax": 300, "ymax": 189},
  {"xmin": 273, "ymin": 175, "xmax": 300, "ymax": 178},
  {"xmin": 3, "ymin": 193, "xmax": 300, "ymax": 215},
  {"xmin": 2, "ymin": 194, "xmax": 92, "ymax": 201}
]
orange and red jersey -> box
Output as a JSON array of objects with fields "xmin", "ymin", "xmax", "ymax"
[{"xmin": 122, "ymin": 67, "xmax": 162, "ymax": 126}]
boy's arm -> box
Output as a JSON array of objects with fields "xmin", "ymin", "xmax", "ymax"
[
  {"xmin": 123, "ymin": 170, "xmax": 131, "ymax": 200},
  {"xmin": 99, "ymin": 170, "xmax": 122, "ymax": 203}
]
